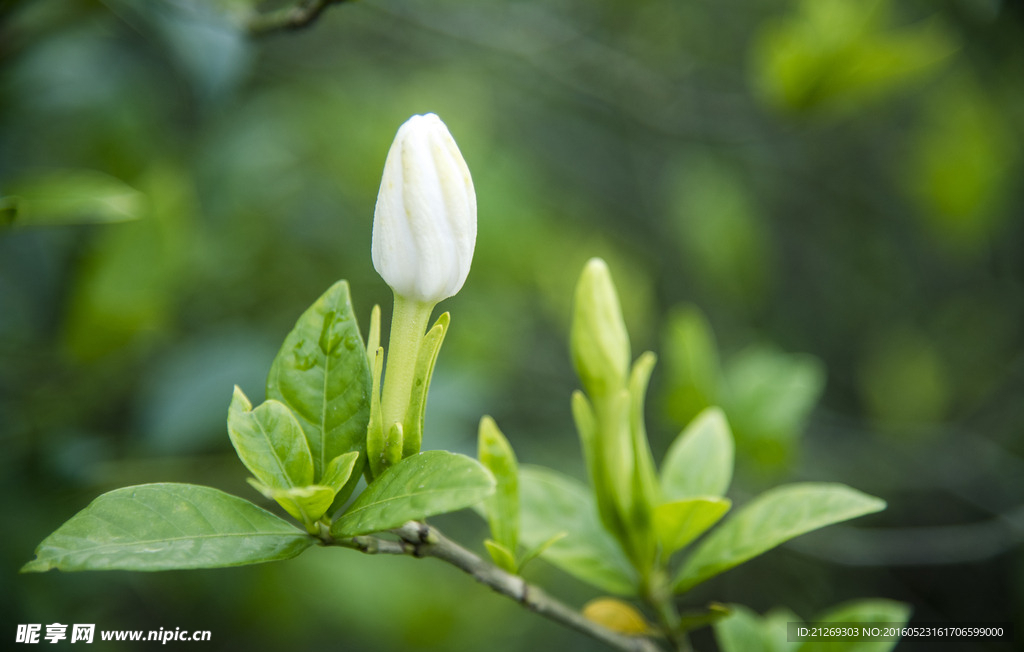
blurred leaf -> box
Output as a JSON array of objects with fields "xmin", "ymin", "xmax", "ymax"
[
  {"xmin": 661, "ymin": 407, "xmax": 734, "ymax": 500},
  {"xmin": 725, "ymin": 345, "xmax": 826, "ymax": 467},
  {"xmin": 668, "ymin": 159, "xmax": 772, "ymax": 306},
  {"xmin": 858, "ymin": 327, "xmax": 949, "ymax": 432},
  {"xmin": 331, "ymin": 451, "xmax": 495, "ymax": 537},
  {"xmin": 484, "ymin": 540, "xmax": 517, "ymax": 574},
  {"xmin": 227, "ymin": 386, "xmax": 314, "ymax": 490},
  {"xmin": 267, "ymin": 280, "xmax": 372, "ymax": 501},
  {"xmin": 653, "ymin": 497, "xmax": 731, "ymax": 556},
  {"xmin": 104, "ymin": 0, "xmax": 251, "ymax": 102},
  {"xmin": 715, "ymin": 604, "xmax": 799, "ymax": 652},
  {"xmin": 22, "ymin": 483, "xmax": 313, "ymax": 572},
  {"xmin": 714, "ymin": 604, "xmax": 781, "ymax": 652},
  {"xmin": 517, "ymin": 531, "xmax": 567, "ymax": 572},
  {"xmin": 662, "ymin": 305, "xmax": 722, "ymax": 424},
  {"xmin": 63, "ymin": 163, "xmax": 192, "ymax": 359},
  {"xmin": 478, "ymin": 416, "xmax": 519, "ymax": 554},
  {"xmin": 903, "ymin": 74, "xmax": 1017, "ymax": 254},
  {"xmin": 800, "ymin": 599, "xmax": 911, "ymax": 652},
  {"xmin": 2, "ymin": 169, "xmax": 144, "ymax": 227},
  {"xmin": 677, "ymin": 602, "xmax": 733, "ymax": 634},
  {"xmin": 519, "ymin": 465, "xmax": 637, "ymax": 595},
  {"xmin": 582, "ymin": 597, "xmax": 652, "ymax": 636},
  {"xmin": 752, "ymin": 0, "xmax": 957, "ymax": 115},
  {"xmin": 674, "ymin": 483, "xmax": 886, "ymax": 592}
]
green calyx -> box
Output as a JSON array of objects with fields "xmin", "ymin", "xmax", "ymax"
[{"xmin": 368, "ymin": 294, "xmax": 450, "ymax": 478}]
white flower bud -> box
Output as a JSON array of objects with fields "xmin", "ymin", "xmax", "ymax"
[{"xmin": 372, "ymin": 113, "xmax": 477, "ymax": 304}]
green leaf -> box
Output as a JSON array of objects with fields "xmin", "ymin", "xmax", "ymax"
[
  {"xmin": 478, "ymin": 416, "xmax": 519, "ymax": 553},
  {"xmin": 519, "ymin": 466, "xmax": 637, "ymax": 595},
  {"xmin": 321, "ymin": 451, "xmax": 360, "ymax": 495},
  {"xmin": 227, "ymin": 386, "xmax": 313, "ymax": 490},
  {"xmin": 22, "ymin": 484, "xmax": 313, "ymax": 572},
  {"xmin": 800, "ymin": 599, "xmax": 912, "ymax": 652},
  {"xmin": 484, "ymin": 539, "xmax": 518, "ymax": 574},
  {"xmin": 403, "ymin": 312, "xmax": 449, "ymax": 457},
  {"xmin": 249, "ymin": 452, "xmax": 357, "ymax": 528},
  {"xmin": 674, "ymin": 483, "xmax": 886, "ymax": 592},
  {"xmin": 653, "ymin": 497, "xmax": 731, "ymax": 556},
  {"xmin": 267, "ymin": 280, "xmax": 373, "ymax": 501},
  {"xmin": 248, "ymin": 480, "xmax": 336, "ymax": 529},
  {"xmin": 331, "ymin": 451, "xmax": 495, "ymax": 537},
  {"xmin": 661, "ymin": 408, "xmax": 734, "ymax": 500},
  {"xmin": 715, "ymin": 604, "xmax": 797, "ymax": 652},
  {"xmin": 3, "ymin": 169, "xmax": 145, "ymax": 227}
]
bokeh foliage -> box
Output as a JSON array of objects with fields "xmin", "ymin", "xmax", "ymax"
[{"xmin": 2, "ymin": 0, "xmax": 1022, "ymax": 650}]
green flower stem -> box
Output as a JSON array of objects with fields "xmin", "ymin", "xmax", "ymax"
[
  {"xmin": 644, "ymin": 571, "xmax": 689, "ymax": 652},
  {"xmin": 379, "ymin": 294, "xmax": 435, "ymax": 456}
]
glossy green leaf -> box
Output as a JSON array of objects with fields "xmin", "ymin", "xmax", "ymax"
[
  {"xmin": 519, "ymin": 466, "xmax": 637, "ymax": 595},
  {"xmin": 321, "ymin": 451, "xmax": 359, "ymax": 495},
  {"xmin": 800, "ymin": 599, "xmax": 911, "ymax": 652},
  {"xmin": 22, "ymin": 484, "xmax": 313, "ymax": 572},
  {"xmin": 478, "ymin": 416, "xmax": 519, "ymax": 553},
  {"xmin": 331, "ymin": 451, "xmax": 495, "ymax": 537},
  {"xmin": 267, "ymin": 280, "xmax": 372, "ymax": 501},
  {"xmin": 661, "ymin": 408, "xmax": 734, "ymax": 500},
  {"xmin": 3, "ymin": 169, "xmax": 144, "ymax": 227},
  {"xmin": 674, "ymin": 483, "xmax": 885, "ymax": 592},
  {"xmin": 227, "ymin": 386, "xmax": 313, "ymax": 490},
  {"xmin": 403, "ymin": 312, "xmax": 449, "ymax": 457},
  {"xmin": 653, "ymin": 497, "xmax": 731, "ymax": 556}
]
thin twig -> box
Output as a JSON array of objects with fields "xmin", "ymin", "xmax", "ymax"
[
  {"xmin": 246, "ymin": 0, "xmax": 352, "ymax": 36},
  {"xmin": 330, "ymin": 521, "xmax": 664, "ymax": 652}
]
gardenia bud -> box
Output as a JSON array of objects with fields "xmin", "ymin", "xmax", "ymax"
[
  {"xmin": 570, "ymin": 258, "xmax": 631, "ymax": 398},
  {"xmin": 372, "ymin": 113, "xmax": 477, "ymax": 304}
]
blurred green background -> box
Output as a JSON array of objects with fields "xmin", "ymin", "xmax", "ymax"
[{"xmin": 2, "ymin": 0, "xmax": 1022, "ymax": 650}]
